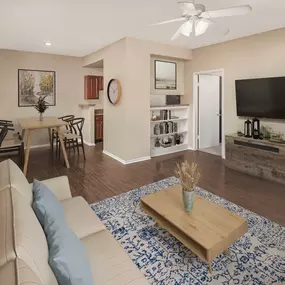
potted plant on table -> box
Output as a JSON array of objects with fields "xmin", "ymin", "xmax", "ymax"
[
  {"xmin": 175, "ymin": 161, "xmax": 201, "ymax": 213},
  {"xmin": 35, "ymin": 95, "xmax": 48, "ymax": 121}
]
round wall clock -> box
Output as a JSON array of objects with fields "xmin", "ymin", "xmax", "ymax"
[{"xmin": 107, "ymin": 79, "xmax": 122, "ymax": 105}]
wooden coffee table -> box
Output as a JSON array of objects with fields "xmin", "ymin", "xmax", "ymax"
[{"xmin": 140, "ymin": 185, "xmax": 248, "ymax": 273}]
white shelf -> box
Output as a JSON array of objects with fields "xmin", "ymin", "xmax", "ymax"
[
  {"xmin": 151, "ymin": 130, "xmax": 188, "ymax": 138},
  {"xmin": 150, "ymin": 105, "xmax": 189, "ymax": 158},
  {"xmin": 150, "ymin": 118, "xmax": 187, "ymax": 123},
  {"xmin": 150, "ymin": 105, "xmax": 189, "ymax": 110},
  {"xmin": 151, "ymin": 143, "xmax": 188, "ymax": 157}
]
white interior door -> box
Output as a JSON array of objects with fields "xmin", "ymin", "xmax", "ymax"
[{"xmin": 198, "ymin": 75, "xmax": 220, "ymax": 149}]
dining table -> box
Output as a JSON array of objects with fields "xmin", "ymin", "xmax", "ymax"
[{"xmin": 18, "ymin": 116, "xmax": 70, "ymax": 176}]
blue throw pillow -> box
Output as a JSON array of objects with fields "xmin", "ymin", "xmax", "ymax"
[
  {"xmin": 48, "ymin": 224, "xmax": 93, "ymax": 285},
  {"xmin": 32, "ymin": 179, "xmax": 65, "ymax": 227},
  {"xmin": 32, "ymin": 180, "xmax": 93, "ymax": 285}
]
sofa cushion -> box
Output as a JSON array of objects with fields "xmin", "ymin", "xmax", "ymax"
[
  {"xmin": 48, "ymin": 215, "xmax": 93, "ymax": 285},
  {"xmin": 0, "ymin": 160, "xmax": 10, "ymax": 191},
  {"xmin": 82, "ymin": 230, "xmax": 149, "ymax": 285},
  {"xmin": 32, "ymin": 179, "xmax": 65, "ymax": 227},
  {"xmin": 17, "ymin": 258, "xmax": 44, "ymax": 285},
  {"xmin": 0, "ymin": 159, "xmax": 33, "ymax": 204},
  {"xmin": 61, "ymin": 197, "xmax": 106, "ymax": 239},
  {"xmin": 0, "ymin": 187, "xmax": 16, "ymax": 268},
  {"xmin": 0, "ymin": 260, "xmax": 16, "ymax": 285},
  {"xmin": 12, "ymin": 188, "xmax": 58, "ymax": 285}
]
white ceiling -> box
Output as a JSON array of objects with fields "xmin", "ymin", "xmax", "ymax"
[{"xmin": 1, "ymin": 0, "xmax": 285, "ymax": 57}]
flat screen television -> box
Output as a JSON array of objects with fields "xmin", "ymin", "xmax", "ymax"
[{"xmin": 235, "ymin": 76, "xmax": 285, "ymax": 119}]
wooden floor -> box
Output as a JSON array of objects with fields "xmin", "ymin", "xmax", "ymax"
[{"xmin": 3, "ymin": 142, "xmax": 285, "ymax": 226}]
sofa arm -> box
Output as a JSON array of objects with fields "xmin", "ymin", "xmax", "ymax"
[{"xmin": 39, "ymin": 176, "xmax": 72, "ymax": 201}]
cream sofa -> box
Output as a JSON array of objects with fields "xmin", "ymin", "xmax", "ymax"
[{"xmin": 0, "ymin": 159, "xmax": 149, "ymax": 285}]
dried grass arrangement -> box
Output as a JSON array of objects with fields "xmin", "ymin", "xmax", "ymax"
[{"xmin": 175, "ymin": 161, "xmax": 201, "ymax": 192}]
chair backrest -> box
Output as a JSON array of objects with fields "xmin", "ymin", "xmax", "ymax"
[
  {"xmin": 58, "ymin": 115, "xmax": 75, "ymax": 132},
  {"xmin": 68, "ymin": 118, "xmax": 85, "ymax": 137},
  {"xmin": 58, "ymin": 115, "xmax": 74, "ymax": 122},
  {"xmin": 0, "ymin": 126, "xmax": 9, "ymax": 146}
]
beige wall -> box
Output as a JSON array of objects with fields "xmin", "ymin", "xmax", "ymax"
[
  {"xmin": 186, "ymin": 28, "xmax": 285, "ymax": 147},
  {"xmin": 0, "ymin": 49, "xmax": 102, "ymax": 145},
  {"xmin": 102, "ymin": 38, "xmax": 128, "ymax": 160}
]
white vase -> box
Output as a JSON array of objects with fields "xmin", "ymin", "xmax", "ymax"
[
  {"xmin": 182, "ymin": 190, "xmax": 195, "ymax": 212},
  {"xmin": 39, "ymin": 113, "xmax": 43, "ymax": 121}
]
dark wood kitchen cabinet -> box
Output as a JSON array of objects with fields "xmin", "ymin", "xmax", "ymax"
[
  {"xmin": 95, "ymin": 114, "xmax": 103, "ymax": 142},
  {"xmin": 84, "ymin": 76, "xmax": 103, "ymax": 100}
]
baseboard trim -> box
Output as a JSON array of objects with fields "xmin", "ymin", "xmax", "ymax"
[
  {"xmin": 103, "ymin": 150, "xmax": 151, "ymax": 165},
  {"xmin": 124, "ymin": 156, "xmax": 151, "ymax": 165},
  {"xmin": 103, "ymin": 150, "xmax": 126, "ymax": 164},
  {"xmin": 84, "ymin": 140, "xmax": 95, "ymax": 146},
  {"xmin": 188, "ymin": 146, "xmax": 195, "ymax": 151}
]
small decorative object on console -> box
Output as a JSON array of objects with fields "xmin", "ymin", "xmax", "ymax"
[
  {"xmin": 252, "ymin": 118, "xmax": 260, "ymax": 139},
  {"xmin": 244, "ymin": 119, "xmax": 252, "ymax": 138},
  {"xmin": 261, "ymin": 125, "xmax": 272, "ymax": 140},
  {"xmin": 175, "ymin": 161, "xmax": 201, "ymax": 213},
  {"xmin": 270, "ymin": 133, "xmax": 285, "ymax": 144},
  {"xmin": 35, "ymin": 95, "xmax": 48, "ymax": 121}
]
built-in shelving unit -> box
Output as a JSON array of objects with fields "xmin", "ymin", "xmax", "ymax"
[{"xmin": 150, "ymin": 105, "xmax": 189, "ymax": 157}]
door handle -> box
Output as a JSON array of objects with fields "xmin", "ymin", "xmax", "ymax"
[{"xmin": 217, "ymin": 113, "xmax": 221, "ymax": 117}]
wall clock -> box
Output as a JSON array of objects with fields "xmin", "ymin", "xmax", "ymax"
[{"xmin": 107, "ymin": 79, "xmax": 122, "ymax": 105}]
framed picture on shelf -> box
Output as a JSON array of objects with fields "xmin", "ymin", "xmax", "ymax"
[
  {"xmin": 154, "ymin": 60, "xmax": 177, "ymax": 90},
  {"xmin": 18, "ymin": 69, "xmax": 56, "ymax": 107}
]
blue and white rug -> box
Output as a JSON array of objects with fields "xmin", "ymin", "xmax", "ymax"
[{"xmin": 91, "ymin": 177, "xmax": 285, "ymax": 285}]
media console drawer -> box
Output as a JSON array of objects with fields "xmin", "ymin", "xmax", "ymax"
[
  {"xmin": 226, "ymin": 135, "xmax": 285, "ymax": 186},
  {"xmin": 233, "ymin": 140, "xmax": 279, "ymax": 153}
]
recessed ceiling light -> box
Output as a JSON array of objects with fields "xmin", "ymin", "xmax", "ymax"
[{"xmin": 44, "ymin": 41, "xmax": 51, "ymax": 46}]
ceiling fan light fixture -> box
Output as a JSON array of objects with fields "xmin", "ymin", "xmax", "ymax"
[
  {"xmin": 195, "ymin": 19, "xmax": 212, "ymax": 36},
  {"xmin": 150, "ymin": 2, "xmax": 252, "ymax": 40},
  {"xmin": 181, "ymin": 20, "xmax": 193, "ymax": 37}
]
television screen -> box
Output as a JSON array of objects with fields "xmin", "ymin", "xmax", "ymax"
[{"xmin": 235, "ymin": 77, "xmax": 285, "ymax": 119}]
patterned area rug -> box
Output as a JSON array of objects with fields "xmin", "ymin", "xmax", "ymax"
[{"xmin": 91, "ymin": 177, "xmax": 285, "ymax": 285}]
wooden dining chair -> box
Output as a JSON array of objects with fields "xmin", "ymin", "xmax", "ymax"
[
  {"xmin": 58, "ymin": 117, "xmax": 86, "ymax": 160},
  {"xmin": 52, "ymin": 115, "xmax": 75, "ymax": 153},
  {"xmin": 0, "ymin": 120, "xmax": 22, "ymax": 140},
  {"xmin": 0, "ymin": 123, "xmax": 24, "ymax": 168}
]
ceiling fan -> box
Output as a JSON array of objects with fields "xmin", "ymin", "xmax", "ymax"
[{"xmin": 150, "ymin": 1, "xmax": 252, "ymax": 40}]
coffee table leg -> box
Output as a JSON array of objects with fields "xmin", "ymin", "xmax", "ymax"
[{"xmin": 208, "ymin": 263, "xmax": 212, "ymax": 274}]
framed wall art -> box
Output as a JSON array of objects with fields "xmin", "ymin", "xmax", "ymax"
[
  {"xmin": 154, "ymin": 60, "xmax": 177, "ymax": 90},
  {"xmin": 18, "ymin": 69, "xmax": 56, "ymax": 107}
]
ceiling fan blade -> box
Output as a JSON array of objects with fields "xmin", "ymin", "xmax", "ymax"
[
  {"xmin": 195, "ymin": 18, "xmax": 213, "ymax": 36},
  {"xmin": 149, "ymin": 17, "xmax": 185, "ymax": 26},
  {"xmin": 179, "ymin": 2, "xmax": 196, "ymax": 13},
  {"xmin": 201, "ymin": 5, "xmax": 252, "ymax": 19},
  {"xmin": 171, "ymin": 20, "xmax": 193, "ymax": 40}
]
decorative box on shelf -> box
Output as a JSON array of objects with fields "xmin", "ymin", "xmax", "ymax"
[{"xmin": 150, "ymin": 105, "xmax": 189, "ymax": 157}]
